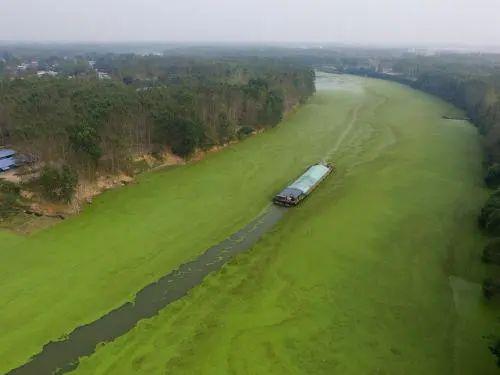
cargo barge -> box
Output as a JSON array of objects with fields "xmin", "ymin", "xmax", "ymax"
[{"xmin": 273, "ymin": 163, "xmax": 334, "ymax": 207}]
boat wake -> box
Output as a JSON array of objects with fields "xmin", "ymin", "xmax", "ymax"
[{"xmin": 323, "ymin": 103, "xmax": 362, "ymax": 161}]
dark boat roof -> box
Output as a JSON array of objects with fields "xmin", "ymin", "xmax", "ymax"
[{"xmin": 275, "ymin": 187, "xmax": 303, "ymax": 199}]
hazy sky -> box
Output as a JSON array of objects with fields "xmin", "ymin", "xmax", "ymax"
[{"xmin": 1, "ymin": 0, "xmax": 499, "ymax": 46}]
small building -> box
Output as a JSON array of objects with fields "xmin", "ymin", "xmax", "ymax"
[
  {"xmin": 37, "ymin": 70, "xmax": 58, "ymax": 77},
  {"xmin": 0, "ymin": 149, "xmax": 18, "ymax": 172},
  {"xmin": 16, "ymin": 63, "xmax": 29, "ymax": 72},
  {"xmin": 97, "ymin": 71, "xmax": 111, "ymax": 80}
]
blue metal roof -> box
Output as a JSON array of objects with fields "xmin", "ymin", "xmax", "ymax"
[
  {"xmin": 0, "ymin": 149, "xmax": 16, "ymax": 159},
  {"xmin": 0, "ymin": 156, "xmax": 16, "ymax": 171}
]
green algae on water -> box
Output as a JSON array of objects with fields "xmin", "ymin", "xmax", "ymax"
[{"xmin": 73, "ymin": 75, "xmax": 497, "ymax": 374}]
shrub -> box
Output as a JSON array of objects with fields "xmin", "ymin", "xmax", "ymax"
[
  {"xmin": 485, "ymin": 164, "xmax": 500, "ymax": 188},
  {"xmin": 0, "ymin": 180, "xmax": 20, "ymax": 194},
  {"xmin": 489, "ymin": 338, "xmax": 500, "ymax": 367},
  {"xmin": 483, "ymin": 278, "xmax": 500, "ymax": 300},
  {"xmin": 237, "ymin": 126, "xmax": 254, "ymax": 139},
  {"xmin": 69, "ymin": 124, "xmax": 102, "ymax": 162},
  {"xmin": 39, "ymin": 165, "xmax": 78, "ymax": 202},
  {"xmin": 259, "ymin": 90, "xmax": 284, "ymax": 127},
  {"xmin": 169, "ymin": 119, "xmax": 203, "ymax": 157},
  {"xmin": 483, "ymin": 239, "xmax": 500, "ymax": 265},
  {"xmin": 154, "ymin": 116, "xmax": 203, "ymax": 158},
  {"xmin": 0, "ymin": 192, "xmax": 19, "ymax": 219},
  {"xmin": 0, "ymin": 181, "xmax": 21, "ymax": 219},
  {"xmin": 479, "ymin": 190, "xmax": 500, "ymax": 235}
]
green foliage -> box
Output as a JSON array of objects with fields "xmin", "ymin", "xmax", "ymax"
[
  {"xmin": 0, "ymin": 180, "xmax": 20, "ymax": 194},
  {"xmin": 0, "ymin": 192, "xmax": 19, "ymax": 219},
  {"xmin": 489, "ymin": 338, "xmax": 500, "ymax": 367},
  {"xmin": 244, "ymin": 78, "xmax": 268, "ymax": 99},
  {"xmin": 216, "ymin": 113, "xmax": 233, "ymax": 144},
  {"xmin": 485, "ymin": 164, "xmax": 500, "ymax": 188},
  {"xmin": 259, "ymin": 90, "xmax": 284, "ymax": 126},
  {"xmin": 237, "ymin": 126, "xmax": 254, "ymax": 139},
  {"xmin": 483, "ymin": 238, "xmax": 500, "ymax": 265},
  {"xmin": 122, "ymin": 76, "xmax": 134, "ymax": 85},
  {"xmin": 483, "ymin": 278, "xmax": 500, "ymax": 300},
  {"xmin": 155, "ymin": 115, "xmax": 203, "ymax": 157},
  {"xmin": 0, "ymin": 180, "xmax": 21, "ymax": 219},
  {"xmin": 69, "ymin": 124, "xmax": 102, "ymax": 162},
  {"xmin": 57, "ymin": 59, "xmax": 91, "ymax": 76},
  {"xmin": 38, "ymin": 165, "xmax": 78, "ymax": 202},
  {"xmin": 479, "ymin": 190, "xmax": 500, "ymax": 235}
]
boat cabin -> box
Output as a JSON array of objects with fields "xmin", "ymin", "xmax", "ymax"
[
  {"xmin": 273, "ymin": 187, "xmax": 304, "ymax": 206},
  {"xmin": 273, "ymin": 163, "xmax": 333, "ymax": 207}
]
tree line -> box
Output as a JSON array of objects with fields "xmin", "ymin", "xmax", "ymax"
[{"xmin": 0, "ymin": 56, "xmax": 315, "ymax": 195}]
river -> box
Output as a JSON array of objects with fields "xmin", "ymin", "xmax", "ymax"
[{"xmin": 1, "ymin": 74, "xmax": 497, "ymax": 374}]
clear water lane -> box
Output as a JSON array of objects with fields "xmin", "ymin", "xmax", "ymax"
[{"xmin": 8, "ymin": 206, "xmax": 287, "ymax": 375}]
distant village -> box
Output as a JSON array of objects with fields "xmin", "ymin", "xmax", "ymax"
[
  {"xmin": 0, "ymin": 54, "xmax": 121, "ymax": 180},
  {"xmin": 0, "ymin": 48, "xmax": 170, "ymax": 82},
  {"xmin": 0, "ymin": 55, "xmax": 115, "ymax": 80},
  {"xmin": 0, "ymin": 56, "xmax": 110, "ymax": 178},
  {"xmin": 10, "ymin": 58, "xmax": 110, "ymax": 79}
]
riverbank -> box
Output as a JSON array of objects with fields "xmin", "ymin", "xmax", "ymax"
[
  {"xmin": 0, "ymin": 95, "xmax": 301, "ymax": 235},
  {"xmin": 0, "ymin": 127, "xmax": 266, "ymax": 235}
]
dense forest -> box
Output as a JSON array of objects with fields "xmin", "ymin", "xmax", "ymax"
[{"xmin": 0, "ymin": 55, "xmax": 314, "ymax": 188}]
